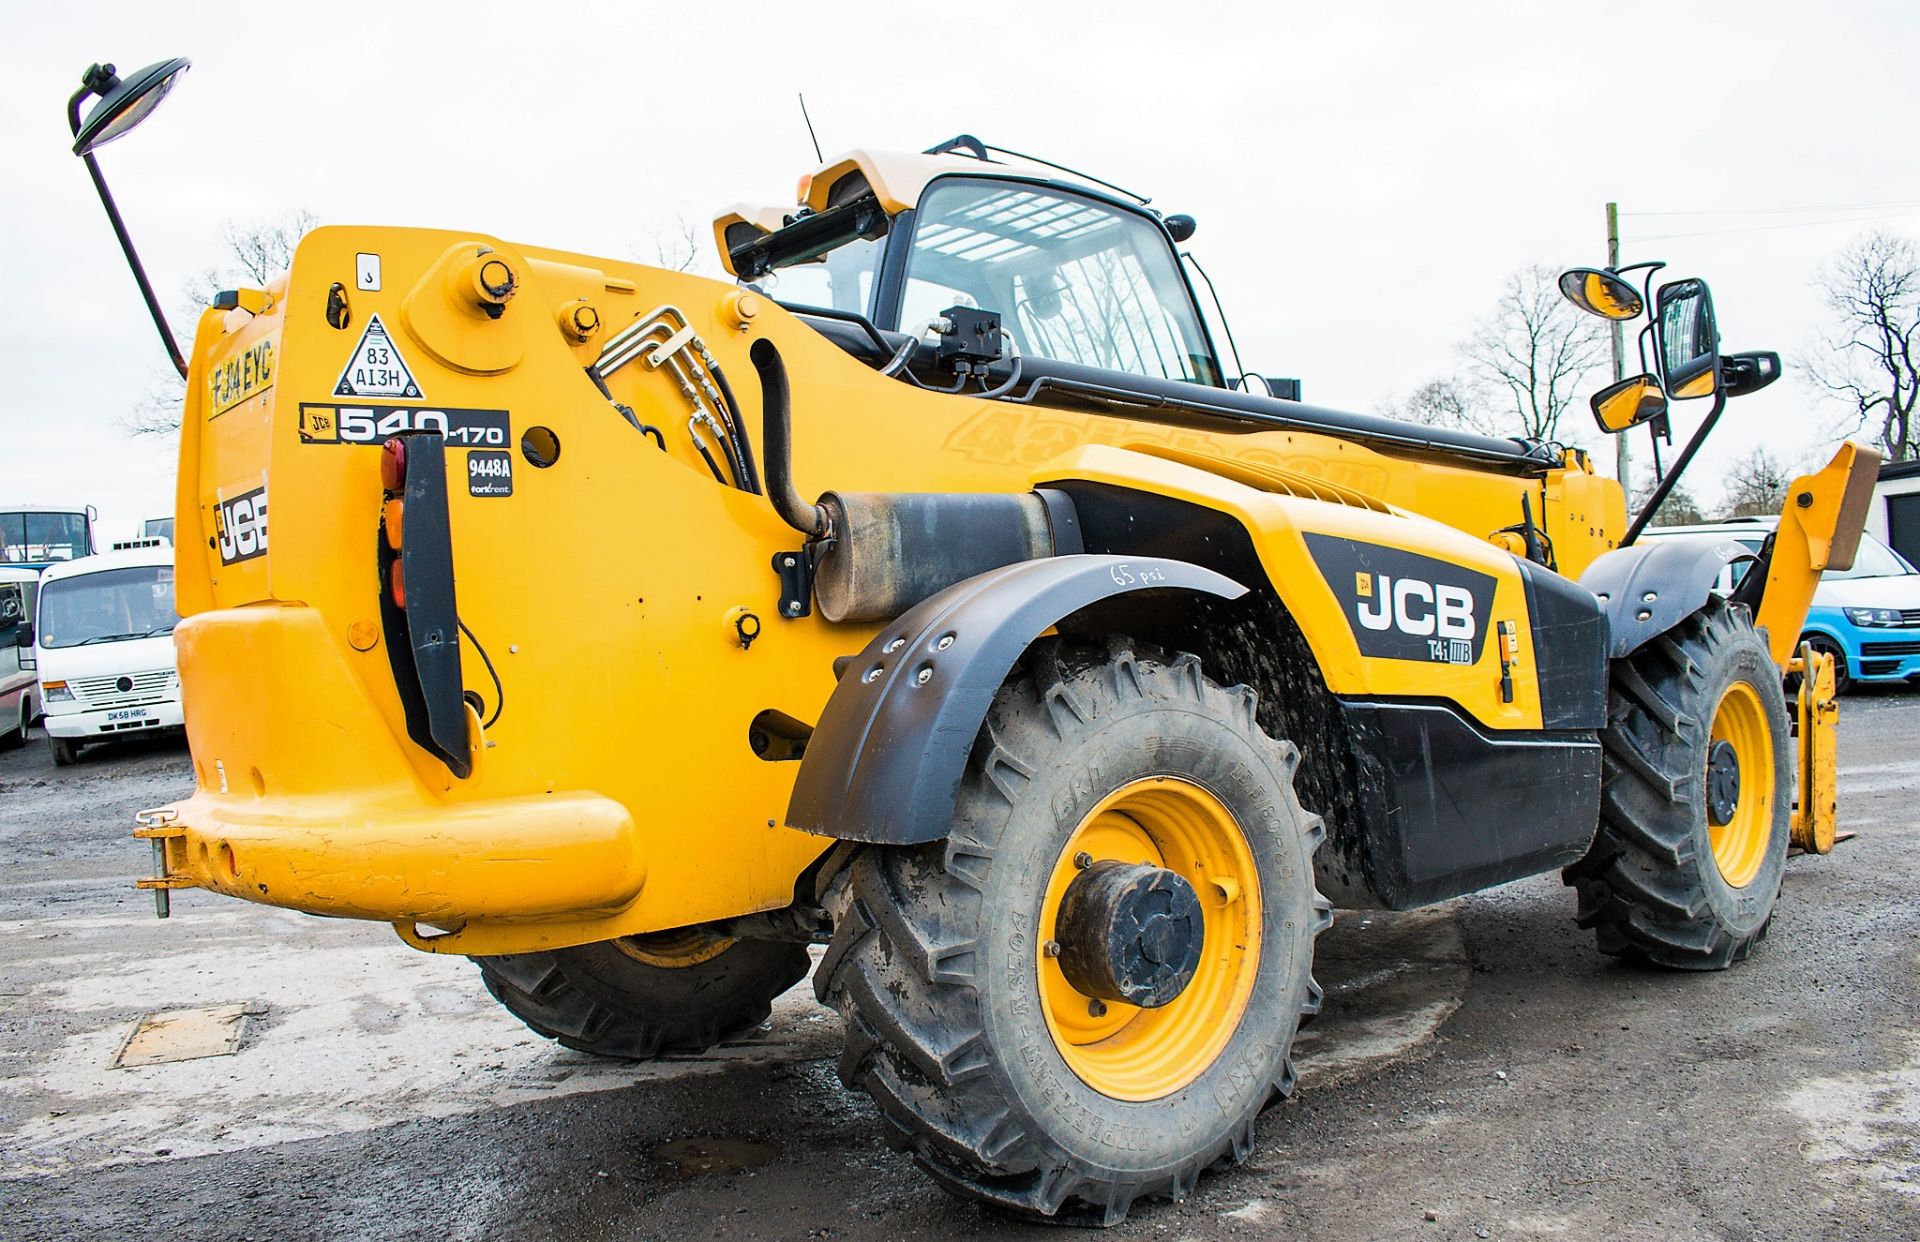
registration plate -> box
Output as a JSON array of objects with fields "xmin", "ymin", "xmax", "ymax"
[{"xmin": 107, "ymin": 708, "xmax": 152, "ymax": 723}]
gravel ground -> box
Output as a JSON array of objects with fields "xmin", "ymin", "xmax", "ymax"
[{"xmin": 2, "ymin": 685, "xmax": 1918, "ymax": 1240}]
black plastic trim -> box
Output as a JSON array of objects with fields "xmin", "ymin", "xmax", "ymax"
[
  {"xmin": 1338, "ymin": 699, "xmax": 1600, "ymax": 909},
  {"xmin": 1579, "ymin": 536, "xmax": 1755, "ymax": 659},
  {"xmin": 377, "ymin": 434, "xmax": 470, "ymax": 779},
  {"xmin": 1513, "ymin": 556, "xmax": 1608, "ymax": 729},
  {"xmin": 786, "ymin": 554, "xmax": 1247, "ymax": 844}
]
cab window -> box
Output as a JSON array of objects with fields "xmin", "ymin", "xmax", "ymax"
[{"xmin": 897, "ymin": 179, "xmax": 1221, "ymax": 386}]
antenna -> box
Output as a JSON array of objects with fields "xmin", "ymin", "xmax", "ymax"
[{"xmin": 798, "ymin": 94, "xmax": 823, "ymax": 164}]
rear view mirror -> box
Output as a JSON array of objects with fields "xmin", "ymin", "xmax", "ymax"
[
  {"xmin": 1558, "ymin": 268, "xmax": 1644, "ymax": 321},
  {"xmin": 1591, "ymin": 373, "xmax": 1669, "ymax": 434},
  {"xmin": 18, "ymin": 623, "xmax": 33, "ymax": 649},
  {"xmin": 1657, "ymin": 278, "xmax": 1720, "ymax": 400},
  {"xmin": 71, "ymin": 57, "xmax": 191, "ymax": 155}
]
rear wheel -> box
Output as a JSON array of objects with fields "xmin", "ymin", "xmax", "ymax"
[
  {"xmin": 0, "ymin": 701, "xmax": 25, "ymax": 751},
  {"xmin": 1566, "ymin": 597, "xmax": 1791, "ymax": 969},
  {"xmin": 49, "ymin": 736, "xmax": 79, "ymax": 766},
  {"xmin": 816, "ymin": 640, "xmax": 1328, "ymax": 1224},
  {"xmin": 473, "ymin": 930, "xmax": 810, "ymax": 1060}
]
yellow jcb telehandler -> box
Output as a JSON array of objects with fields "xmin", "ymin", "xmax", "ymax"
[{"xmin": 67, "ymin": 58, "xmax": 1873, "ymax": 1224}]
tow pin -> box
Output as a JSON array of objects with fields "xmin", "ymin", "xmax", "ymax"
[{"xmin": 150, "ymin": 840, "xmax": 169, "ymax": 918}]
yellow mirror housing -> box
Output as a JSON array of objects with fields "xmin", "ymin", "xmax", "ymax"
[
  {"xmin": 1591, "ymin": 373, "xmax": 1668, "ymax": 434},
  {"xmin": 1558, "ymin": 268, "xmax": 1644, "ymax": 321}
]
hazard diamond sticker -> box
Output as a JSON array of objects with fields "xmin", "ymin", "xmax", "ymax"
[{"xmin": 334, "ymin": 313, "xmax": 422, "ymax": 400}]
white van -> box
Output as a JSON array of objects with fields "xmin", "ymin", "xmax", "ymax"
[
  {"xmin": 0, "ymin": 566, "xmax": 41, "ymax": 747},
  {"xmin": 34, "ymin": 547, "xmax": 182, "ymax": 765}
]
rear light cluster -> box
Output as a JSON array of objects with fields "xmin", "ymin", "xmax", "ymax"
[{"xmin": 381, "ymin": 438, "xmax": 407, "ymax": 609}]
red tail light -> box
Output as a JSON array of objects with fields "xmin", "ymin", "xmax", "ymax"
[
  {"xmin": 381, "ymin": 437, "xmax": 408, "ymax": 492},
  {"xmin": 389, "ymin": 559, "xmax": 406, "ymax": 609}
]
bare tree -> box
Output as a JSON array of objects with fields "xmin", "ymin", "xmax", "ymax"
[
  {"xmin": 1806, "ymin": 230, "xmax": 1918, "ymax": 462},
  {"xmin": 1718, "ymin": 447, "xmax": 1796, "ymax": 519},
  {"xmin": 126, "ymin": 210, "xmax": 318, "ymax": 437},
  {"xmin": 1379, "ymin": 376, "xmax": 1504, "ymax": 435},
  {"xmin": 1460, "ymin": 264, "xmax": 1609, "ymax": 443},
  {"xmin": 1630, "ymin": 475, "xmax": 1706, "ymax": 527},
  {"xmin": 636, "ymin": 213, "xmax": 705, "ymax": 274}
]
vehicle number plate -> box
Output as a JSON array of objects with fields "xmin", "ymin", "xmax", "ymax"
[{"xmin": 107, "ymin": 708, "xmax": 151, "ymax": 722}]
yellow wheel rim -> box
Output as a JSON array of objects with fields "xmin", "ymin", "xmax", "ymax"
[
  {"xmin": 1708, "ymin": 682, "xmax": 1774, "ymax": 889},
  {"xmin": 614, "ymin": 927, "xmax": 737, "ymax": 968},
  {"xmin": 1037, "ymin": 776, "xmax": 1262, "ymax": 1102}
]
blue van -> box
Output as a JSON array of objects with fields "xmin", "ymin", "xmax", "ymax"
[{"xmin": 1643, "ymin": 517, "xmax": 1920, "ymax": 692}]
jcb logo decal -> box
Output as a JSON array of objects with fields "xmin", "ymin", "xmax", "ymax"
[
  {"xmin": 1304, "ymin": 534, "xmax": 1495, "ymax": 666},
  {"xmin": 215, "ymin": 487, "xmax": 268, "ymax": 565}
]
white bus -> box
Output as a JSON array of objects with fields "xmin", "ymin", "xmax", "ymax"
[
  {"xmin": 0, "ymin": 566, "xmax": 40, "ymax": 747},
  {"xmin": 0, "ymin": 505, "xmax": 96, "ymax": 571}
]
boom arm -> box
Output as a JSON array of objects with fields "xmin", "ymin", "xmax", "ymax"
[{"xmin": 1740, "ymin": 442, "xmax": 1881, "ymax": 668}]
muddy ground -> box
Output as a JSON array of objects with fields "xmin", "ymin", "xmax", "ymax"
[{"xmin": 2, "ymin": 687, "xmax": 1918, "ymax": 1240}]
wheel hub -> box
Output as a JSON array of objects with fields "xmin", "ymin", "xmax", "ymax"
[
  {"xmin": 1055, "ymin": 860, "xmax": 1204, "ymax": 1008},
  {"xmin": 1706, "ymin": 738, "xmax": 1741, "ymax": 826}
]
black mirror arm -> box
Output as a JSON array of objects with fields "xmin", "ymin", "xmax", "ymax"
[
  {"xmin": 1621, "ymin": 386, "xmax": 1727, "ymax": 547},
  {"xmin": 68, "ymin": 86, "xmax": 186, "ymax": 379}
]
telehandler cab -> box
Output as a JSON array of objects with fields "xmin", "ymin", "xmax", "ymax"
[{"xmin": 72, "ymin": 57, "xmax": 1875, "ymax": 1223}]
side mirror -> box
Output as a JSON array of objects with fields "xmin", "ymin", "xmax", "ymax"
[
  {"xmin": 1163, "ymin": 214, "xmax": 1198, "ymax": 243},
  {"xmin": 71, "ymin": 58, "xmax": 191, "ymax": 155},
  {"xmin": 1590, "ymin": 373, "xmax": 1668, "ymax": 434},
  {"xmin": 16, "ymin": 622, "xmax": 34, "ymax": 649},
  {"xmin": 1722, "ymin": 350, "xmax": 1783, "ymax": 399},
  {"xmin": 1558, "ymin": 268, "xmax": 1644, "ymax": 321},
  {"xmin": 1656, "ymin": 278, "xmax": 1720, "ymax": 400}
]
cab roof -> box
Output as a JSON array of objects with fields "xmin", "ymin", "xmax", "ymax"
[{"xmin": 712, "ymin": 142, "xmax": 1153, "ymax": 279}]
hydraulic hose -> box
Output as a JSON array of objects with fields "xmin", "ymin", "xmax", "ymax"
[
  {"xmin": 750, "ymin": 338, "xmax": 829, "ymax": 538},
  {"xmin": 711, "ymin": 362, "xmax": 761, "ymax": 494}
]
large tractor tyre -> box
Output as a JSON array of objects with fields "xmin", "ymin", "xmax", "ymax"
[
  {"xmin": 816, "ymin": 640, "xmax": 1329, "ymax": 1225},
  {"xmin": 1565, "ymin": 596, "xmax": 1792, "ymax": 970},
  {"xmin": 472, "ymin": 932, "xmax": 811, "ymax": 1060}
]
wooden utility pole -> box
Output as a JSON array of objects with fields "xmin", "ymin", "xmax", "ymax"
[{"xmin": 1607, "ymin": 201, "xmax": 1630, "ymax": 489}]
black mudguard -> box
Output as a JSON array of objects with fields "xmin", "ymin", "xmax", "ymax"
[
  {"xmin": 1579, "ymin": 537, "xmax": 1756, "ymax": 659},
  {"xmin": 786, "ymin": 554, "xmax": 1246, "ymax": 844}
]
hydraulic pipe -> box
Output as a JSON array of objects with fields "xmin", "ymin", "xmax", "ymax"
[{"xmin": 750, "ymin": 339, "xmax": 828, "ymax": 538}]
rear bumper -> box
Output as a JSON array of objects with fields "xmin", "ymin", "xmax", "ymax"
[
  {"xmin": 139, "ymin": 787, "xmax": 646, "ymax": 924},
  {"xmin": 142, "ymin": 604, "xmax": 646, "ymax": 928}
]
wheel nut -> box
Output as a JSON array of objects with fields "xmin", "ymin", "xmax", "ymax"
[
  {"xmin": 1044, "ymin": 940, "xmax": 1061, "ymax": 958},
  {"xmin": 1088, "ymin": 999, "xmax": 1108, "ymax": 1018},
  {"xmin": 1074, "ymin": 851, "xmax": 1093, "ymax": 870}
]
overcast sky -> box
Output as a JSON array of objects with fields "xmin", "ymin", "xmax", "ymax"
[{"xmin": 6, "ymin": 3, "xmax": 1917, "ymax": 539}]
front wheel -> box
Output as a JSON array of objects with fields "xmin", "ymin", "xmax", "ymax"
[
  {"xmin": 817, "ymin": 640, "xmax": 1328, "ymax": 1224},
  {"xmin": 1566, "ymin": 596, "xmax": 1791, "ymax": 969},
  {"xmin": 48, "ymin": 736, "xmax": 80, "ymax": 767}
]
